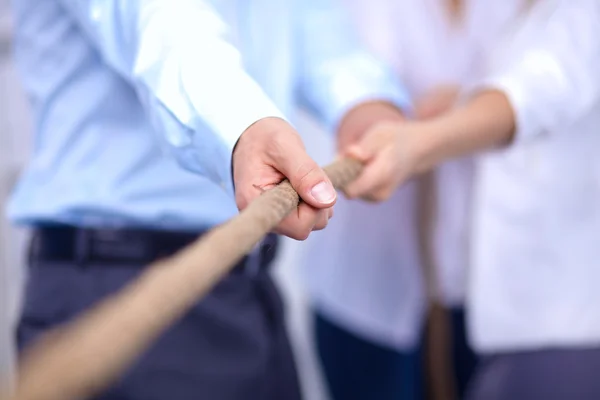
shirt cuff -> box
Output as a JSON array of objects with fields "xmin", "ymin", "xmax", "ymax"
[
  {"xmin": 318, "ymin": 57, "xmax": 413, "ymax": 131},
  {"xmin": 463, "ymin": 75, "xmax": 535, "ymax": 146},
  {"xmin": 462, "ymin": 49, "xmax": 569, "ymax": 145},
  {"xmin": 178, "ymin": 60, "xmax": 286, "ymax": 196},
  {"xmin": 146, "ymin": 82, "xmax": 285, "ymax": 198}
]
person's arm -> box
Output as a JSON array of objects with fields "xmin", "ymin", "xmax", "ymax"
[
  {"xmin": 413, "ymin": 85, "xmax": 461, "ymax": 121},
  {"xmin": 468, "ymin": 0, "xmax": 600, "ymax": 145},
  {"xmin": 57, "ymin": 0, "xmax": 336, "ymax": 239},
  {"xmin": 56, "ymin": 0, "xmax": 285, "ymax": 193},
  {"xmin": 293, "ymin": 0, "xmax": 412, "ymax": 145},
  {"xmin": 405, "ymin": 90, "xmax": 516, "ymax": 173},
  {"xmin": 418, "ymin": 0, "xmax": 600, "ymax": 167},
  {"xmin": 344, "ymin": 0, "xmax": 600, "ymax": 200}
]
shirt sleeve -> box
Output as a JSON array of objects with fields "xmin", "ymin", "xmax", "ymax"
[
  {"xmin": 55, "ymin": 0, "xmax": 287, "ymax": 195},
  {"xmin": 467, "ymin": 0, "xmax": 600, "ymax": 144},
  {"xmin": 294, "ymin": 0, "xmax": 413, "ymax": 131}
]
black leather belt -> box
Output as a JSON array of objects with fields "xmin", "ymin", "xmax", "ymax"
[{"xmin": 28, "ymin": 224, "xmax": 279, "ymax": 274}]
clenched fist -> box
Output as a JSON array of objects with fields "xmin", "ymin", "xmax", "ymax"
[{"xmin": 233, "ymin": 117, "xmax": 336, "ymax": 240}]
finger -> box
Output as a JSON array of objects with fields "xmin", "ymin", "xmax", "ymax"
[
  {"xmin": 343, "ymin": 155, "xmax": 393, "ymax": 200},
  {"xmin": 312, "ymin": 209, "xmax": 330, "ymax": 231},
  {"xmin": 274, "ymin": 202, "xmax": 320, "ymax": 241},
  {"xmin": 355, "ymin": 163, "xmax": 412, "ymax": 202},
  {"xmin": 344, "ymin": 144, "xmax": 371, "ymax": 163},
  {"xmin": 359, "ymin": 185, "xmax": 395, "ymax": 203},
  {"xmin": 343, "ymin": 124, "xmax": 395, "ymax": 162},
  {"xmin": 272, "ymin": 145, "xmax": 337, "ymax": 210}
]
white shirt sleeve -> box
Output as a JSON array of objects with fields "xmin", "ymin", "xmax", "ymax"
[
  {"xmin": 469, "ymin": 0, "xmax": 600, "ymax": 143},
  {"xmin": 55, "ymin": 0, "xmax": 286, "ymax": 194},
  {"xmin": 294, "ymin": 0, "xmax": 412, "ymax": 131}
]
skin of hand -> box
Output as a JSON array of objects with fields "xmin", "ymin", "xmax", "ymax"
[
  {"xmin": 413, "ymin": 84, "xmax": 461, "ymax": 120},
  {"xmin": 232, "ymin": 117, "xmax": 336, "ymax": 240},
  {"xmin": 335, "ymin": 100, "xmax": 407, "ymax": 201},
  {"xmin": 336, "ymin": 100, "xmax": 407, "ymax": 152},
  {"xmin": 343, "ymin": 89, "xmax": 516, "ymax": 201}
]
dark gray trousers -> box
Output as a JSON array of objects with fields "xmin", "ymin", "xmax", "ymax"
[
  {"xmin": 466, "ymin": 348, "xmax": 600, "ymax": 400},
  {"xmin": 17, "ymin": 258, "xmax": 302, "ymax": 400}
]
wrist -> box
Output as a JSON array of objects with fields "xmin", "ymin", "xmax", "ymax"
[
  {"xmin": 235, "ymin": 117, "xmax": 291, "ymax": 150},
  {"xmin": 408, "ymin": 119, "xmax": 451, "ymax": 174},
  {"xmin": 243, "ymin": 116, "xmax": 291, "ymax": 135},
  {"xmin": 411, "ymin": 90, "xmax": 516, "ymax": 171},
  {"xmin": 233, "ymin": 116, "xmax": 294, "ymax": 178}
]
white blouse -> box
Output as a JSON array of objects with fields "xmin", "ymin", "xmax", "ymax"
[
  {"xmin": 467, "ymin": 0, "xmax": 600, "ymax": 352},
  {"xmin": 300, "ymin": 0, "xmax": 525, "ymax": 350}
]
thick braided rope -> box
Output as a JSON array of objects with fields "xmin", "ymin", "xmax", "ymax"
[{"xmin": 3, "ymin": 158, "xmax": 363, "ymax": 400}]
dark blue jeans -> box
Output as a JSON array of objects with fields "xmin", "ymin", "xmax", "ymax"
[
  {"xmin": 314, "ymin": 308, "xmax": 478, "ymax": 400},
  {"xmin": 314, "ymin": 311, "xmax": 423, "ymax": 400},
  {"xmin": 466, "ymin": 348, "xmax": 600, "ymax": 400},
  {"xmin": 17, "ymin": 259, "xmax": 302, "ymax": 400},
  {"xmin": 451, "ymin": 308, "xmax": 479, "ymax": 397}
]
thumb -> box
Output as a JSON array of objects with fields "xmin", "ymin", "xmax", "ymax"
[{"xmin": 277, "ymin": 148, "xmax": 337, "ymax": 209}]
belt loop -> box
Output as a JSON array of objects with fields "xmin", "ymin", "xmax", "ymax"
[{"xmin": 75, "ymin": 228, "xmax": 91, "ymax": 268}]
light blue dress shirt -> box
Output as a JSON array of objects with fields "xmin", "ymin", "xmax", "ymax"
[{"xmin": 7, "ymin": 0, "xmax": 410, "ymax": 232}]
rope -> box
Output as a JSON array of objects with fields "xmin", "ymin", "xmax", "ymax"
[{"xmin": 4, "ymin": 158, "xmax": 363, "ymax": 400}]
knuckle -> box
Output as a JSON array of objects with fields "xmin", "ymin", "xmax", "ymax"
[
  {"xmin": 235, "ymin": 192, "xmax": 250, "ymax": 211},
  {"xmin": 294, "ymin": 229, "xmax": 311, "ymax": 241},
  {"xmin": 313, "ymin": 224, "xmax": 327, "ymax": 232},
  {"xmin": 372, "ymin": 193, "xmax": 385, "ymax": 202},
  {"xmin": 343, "ymin": 190, "xmax": 356, "ymax": 199},
  {"xmin": 278, "ymin": 224, "xmax": 310, "ymax": 241},
  {"xmin": 343, "ymin": 181, "xmax": 362, "ymax": 199},
  {"xmin": 313, "ymin": 211, "xmax": 329, "ymax": 231},
  {"xmin": 294, "ymin": 214, "xmax": 317, "ymax": 240},
  {"xmin": 374, "ymin": 189, "xmax": 393, "ymax": 202}
]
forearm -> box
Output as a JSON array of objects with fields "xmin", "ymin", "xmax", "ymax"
[
  {"xmin": 414, "ymin": 90, "xmax": 515, "ymax": 172},
  {"xmin": 460, "ymin": 0, "xmax": 600, "ymax": 144},
  {"xmin": 414, "ymin": 0, "xmax": 600, "ymax": 171},
  {"xmin": 57, "ymin": 0, "xmax": 284, "ymax": 193}
]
